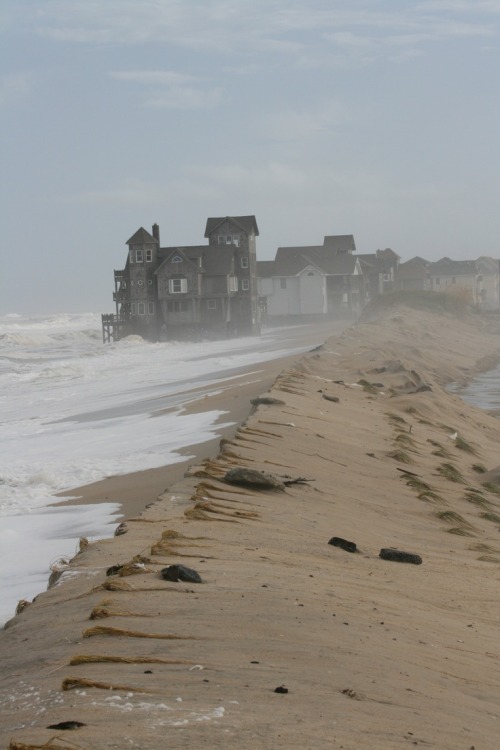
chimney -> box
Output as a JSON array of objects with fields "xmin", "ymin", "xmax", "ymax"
[{"xmin": 152, "ymin": 223, "xmax": 160, "ymax": 245}]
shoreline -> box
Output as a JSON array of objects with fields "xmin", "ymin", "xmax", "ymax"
[
  {"xmin": 3, "ymin": 304, "xmax": 500, "ymax": 749},
  {"xmin": 53, "ymin": 321, "xmax": 350, "ymax": 520}
]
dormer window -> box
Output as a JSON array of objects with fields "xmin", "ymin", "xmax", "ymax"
[
  {"xmin": 172, "ymin": 255, "xmax": 183, "ymax": 263},
  {"xmin": 136, "ymin": 249, "xmax": 143, "ymax": 263},
  {"xmin": 146, "ymin": 249, "xmax": 153, "ymax": 262},
  {"xmin": 169, "ymin": 278, "xmax": 187, "ymax": 294}
]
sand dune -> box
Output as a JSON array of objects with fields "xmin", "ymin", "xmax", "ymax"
[{"xmin": 1, "ymin": 300, "xmax": 500, "ymax": 750}]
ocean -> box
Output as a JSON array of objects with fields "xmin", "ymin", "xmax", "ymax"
[{"xmin": 0, "ymin": 312, "xmax": 334, "ymax": 625}]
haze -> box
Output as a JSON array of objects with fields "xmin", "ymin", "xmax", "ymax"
[{"xmin": 2, "ymin": 1, "xmax": 500, "ymax": 314}]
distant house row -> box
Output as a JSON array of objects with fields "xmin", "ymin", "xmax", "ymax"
[
  {"xmin": 396, "ymin": 256, "xmax": 500, "ymax": 310},
  {"xmin": 259, "ymin": 241, "xmax": 500, "ymax": 324},
  {"xmin": 102, "ymin": 216, "xmax": 500, "ymax": 341}
]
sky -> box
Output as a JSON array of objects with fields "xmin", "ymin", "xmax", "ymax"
[{"xmin": 2, "ymin": 0, "xmax": 500, "ymax": 314}]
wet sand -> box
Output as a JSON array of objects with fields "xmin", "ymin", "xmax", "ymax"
[{"xmin": 2, "ymin": 305, "xmax": 500, "ymax": 750}]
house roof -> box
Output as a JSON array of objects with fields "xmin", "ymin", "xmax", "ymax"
[
  {"xmin": 273, "ymin": 245, "xmax": 359, "ymax": 277},
  {"xmin": 323, "ymin": 235, "xmax": 356, "ymax": 253},
  {"xmin": 126, "ymin": 227, "xmax": 158, "ymax": 245},
  {"xmin": 156, "ymin": 244, "xmax": 236, "ymax": 275},
  {"xmin": 204, "ymin": 215, "xmax": 259, "ymax": 238},
  {"xmin": 477, "ymin": 256, "xmax": 500, "ymax": 274},
  {"xmin": 406, "ymin": 256, "xmax": 430, "ymax": 265},
  {"xmin": 397, "ymin": 259, "xmax": 429, "ymax": 280},
  {"xmin": 428, "ymin": 258, "xmax": 478, "ymax": 277},
  {"xmin": 257, "ymin": 260, "xmax": 275, "ymax": 278}
]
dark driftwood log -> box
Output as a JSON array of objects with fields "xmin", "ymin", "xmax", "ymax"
[
  {"xmin": 379, "ymin": 548, "xmax": 422, "ymax": 565},
  {"xmin": 328, "ymin": 537, "xmax": 358, "ymax": 553},
  {"xmin": 224, "ymin": 467, "xmax": 286, "ymax": 491},
  {"xmin": 322, "ymin": 394, "xmax": 340, "ymax": 403}
]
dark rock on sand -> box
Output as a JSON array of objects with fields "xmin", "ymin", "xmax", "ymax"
[
  {"xmin": 224, "ymin": 467, "xmax": 286, "ymax": 491},
  {"xmin": 379, "ymin": 548, "xmax": 422, "ymax": 565},
  {"xmin": 114, "ymin": 522, "xmax": 128, "ymax": 536},
  {"xmin": 328, "ymin": 536, "xmax": 358, "ymax": 553},
  {"xmin": 322, "ymin": 394, "xmax": 340, "ymax": 403},
  {"xmin": 160, "ymin": 564, "xmax": 203, "ymax": 583},
  {"xmin": 274, "ymin": 685, "xmax": 289, "ymax": 694}
]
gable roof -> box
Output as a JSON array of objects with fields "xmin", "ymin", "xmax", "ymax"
[
  {"xmin": 126, "ymin": 227, "xmax": 158, "ymax": 245},
  {"xmin": 273, "ymin": 245, "xmax": 359, "ymax": 277},
  {"xmin": 397, "ymin": 259, "xmax": 429, "ymax": 280},
  {"xmin": 204, "ymin": 215, "xmax": 259, "ymax": 237}
]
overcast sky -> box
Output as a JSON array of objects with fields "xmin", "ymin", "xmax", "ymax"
[{"xmin": 2, "ymin": 1, "xmax": 500, "ymax": 314}]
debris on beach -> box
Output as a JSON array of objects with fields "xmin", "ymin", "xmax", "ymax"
[
  {"xmin": 46, "ymin": 721, "xmax": 86, "ymax": 730},
  {"xmin": 160, "ymin": 564, "xmax": 203, "ymax": 583},
  {"xmin": 62, "ymin": 676, "xmax": 150, "ymax": 693},
  {"xmin": 379, "ymin": 548, "xmax": 423, "ymax": 565},
  {"xmin": 322, "ymin": 393, "xmax": 340, "ymax": 402},
  {"xmin": 328, "ymin": 536, "xmax": 358, "ymax": 553},
  {"xmin": 223, "ymin": 467, "xmax": 286, "ymax": 490},
  {"xmin": 250, "ymin": 396, "xmax": 286, "ymax": 406}
]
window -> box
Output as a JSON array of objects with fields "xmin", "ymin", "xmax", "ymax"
[
  {"xmin": 280, "ymin": 278, "xmax": 287, "ymax": 289},
  {"xmin": 148, "ymin": 301, "xmax": 155, "ymax": 315},
  {"xmin": 131, "ymin": 303, "xmax": 137, "ymax": 314},
  {"xmin": 138, "ymin": 279, "xmax": 143, "ymax": 286},
  {"xmin": 136, "ymin": 249, "xmax": 143, "ymax": 263},
  {"xmin": 207, "ymin": 299, "xmax": 217, "ymax": 309},
  {"xmin": 229, "ymin": 276, "xmax": 238, "ymax": 292},
  {"xmin": 172, "ymin": 255, "xmax": 183, "ymax": 263},
  {"xmin": 241, "ymin": 256, "xmax": 249, "ymax": 269},
  {"xmin": 218, "ymin": 235, "xmax": 238, "ymax": 245},
  {"xmin": 169, "ymin": 278, "xmax": 187, "ymax": 294},
  {"xmin": 138, "ymin": 302, "xmax": 145, "ymax": 315},
  {"xmin": 148, "ymin": 279, "xmax": 153, "ymax": 285},
  {"xmin": 146, "ymin": 249, "xmax": 153, "ymax": 262},
  {"xmin": 242, "ymin": 279, "xmax": 250, "ymax": 291},
  {"xmin": 167, "ymin": 300, "xmax": 189, "ymax": 312}
]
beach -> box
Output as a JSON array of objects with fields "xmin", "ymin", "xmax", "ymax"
[{"xmin": 2, "ymin": 299, "xmax": 500, "ymax": 749}]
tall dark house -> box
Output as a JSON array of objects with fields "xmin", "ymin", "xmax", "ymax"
[{"xmin": 102, "ymin": 216, "xmax": 260, "ymax": 342}]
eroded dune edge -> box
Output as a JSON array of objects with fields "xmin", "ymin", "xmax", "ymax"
[{"xmin": 2, "ymin": 301, "xmax": 500, "ymax": 750}]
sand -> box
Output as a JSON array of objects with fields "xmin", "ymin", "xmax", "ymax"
[{"xmin": 1, "ymin": 303, "xmax": 500, "ymax": 750}]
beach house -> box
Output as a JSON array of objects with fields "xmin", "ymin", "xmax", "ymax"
[
  {"xmin": 257, "ymin": 235, "xmax": 364, "ymax": 324},
  {"xmin": 102, "ymin": 216, "xmax": 260, "ymax": 342}
]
